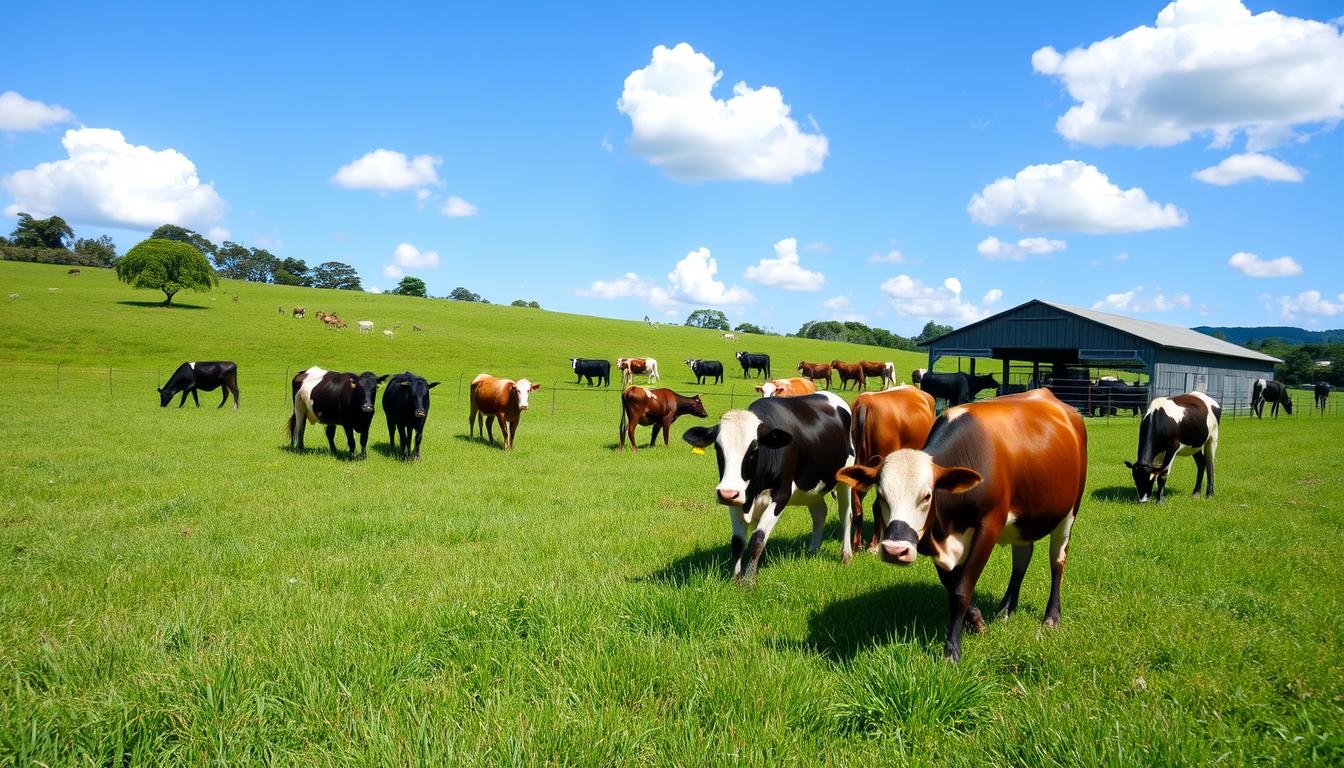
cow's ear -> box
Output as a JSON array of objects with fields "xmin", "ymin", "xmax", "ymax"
[
  {"xmin": 349, "ymin": 380, "xmax": 358, "ymax": 390},
  {"xmin": 836, "ymin": 464, "xmax": 879, "ymax": 493},
  {"xmin": 682, "ymin": 425, "xmax": 719, "ymax": 448},
  {"xmin": 865, "ymin": 454, "xmax": 883, "ymax": 469},
  {"xmin": 427, "ymin": 381, "xmax": 440, "ymax": 389},
  {"xmin": 755, "ymin": 386, "xmax": 764, "ymax": 393},
  {"xmin": 1123, "ymin": 460, "xmax": 1136, "ymax": 469},
  {"xmin": 530, "ymin": 383, "xmax": 541, "ymax": 391},
  {"xmin": 376, "ymin": 374, "xmax": 390, "ymax": 384},
  {"xmin": 933, "ymin": 464, "xmax": 982, "ymax": 494},
  {"xmin": 757, "ymin": 426, "xmax": 792, "ymax": 449}
]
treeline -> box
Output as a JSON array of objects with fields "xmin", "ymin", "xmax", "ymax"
[
  {"xmin": 1246, "ymin": 338, "xmax": 1343, "ymax": 386},
  {"xmin": 684, "ymin": 308, "xmax": 950, "ymax": 351}
]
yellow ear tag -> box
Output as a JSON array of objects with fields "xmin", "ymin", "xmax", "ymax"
[{"xmin": 691, "ymin": 446, "xmax": 706, "ymax": 455}]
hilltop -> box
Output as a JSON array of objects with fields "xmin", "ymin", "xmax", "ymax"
[{"xmin": 1194, "ymin": 325, "xmax": 1344, "ymax": 345}]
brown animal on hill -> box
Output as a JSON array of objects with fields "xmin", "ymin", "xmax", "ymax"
[
  {"xmin": 756, "ymin": 377, "xmax": 818, "ymax": 398},
  {"xmin": 67, "ymin": 268, "xmax": 81, "ymax": 275},
  {"xmin": 469, "ymin": 373, "xmax": 540, "ymax": 450},
  {"xmin": 847, "ymin": 386, "xmax": 937, "ymax": 552},
  {"xmin": 293, "ymin": 306, "xmax": 306, "ymax": 318},
  {"xmin": 831, "ymin": 360, "xmax": 865, "ymax": 391},
  {"xmin": 619, "ymin": 387, "xmax": 707, "ymax": 452},
  {"xmin": 796, "ymin": 361, "xmax": 833, "ymax": 389}
]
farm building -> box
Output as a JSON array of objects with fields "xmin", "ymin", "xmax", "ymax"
[{"xmin": 922, "ymin": 299, "xmax": 1281, "ymax": 410}]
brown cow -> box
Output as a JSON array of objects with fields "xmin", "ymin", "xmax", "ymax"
[
  {"xmin": 836, "ymin": 388, "xmax": 1086, "ymax": 661},
  {"xmin": 322, "ymin": 314, "xmax": 345, "ymax": 329},
  {"xmin": 292, "ymin": 306, "xmax": 306, "ymax": 318},
  {"xmin": 796, "ymin": 361, "xmax": 833, "ymax": 389},
  {"xmin": 858, "ymin": 360, "xmax": 889, "ymax": 389},
  {"xmin": 67, "ymin": 268, "xmax": 81, "ymax": 275},
  {"xmin": 617, "ymin": 357, "xmax": 660, "ymax": 386},
  {"xmin": 832, "ymin": 360, "xmax": 865, "ymax": 391},
  {"xmin": 469, "ymin": 373, "xmax": 540, "ymax": 450},
  {"xmin": 848, "ymin": 386, "xmax": 937, "ymax": 552},
  {"xmin": 278, "ymin": 305, "xmax": 284, "ymax": 314},
  {"xmin": 756, "ymin": 377, "xmax": 818, "ymax": 398},
  {"xmin": 619, "ymin": 386, "xmax": 708, "ymax": 452}
]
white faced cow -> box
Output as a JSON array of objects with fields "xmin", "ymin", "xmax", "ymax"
[{"xmin": 1126, "ymin": 391, "xmax": 1220, "ymax": 503}]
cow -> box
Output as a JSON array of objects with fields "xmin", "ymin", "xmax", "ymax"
[
  {"xmin": 912, "ymin": 368, "xmax": 927, "ymax": 385},
  {"xmin": 571, "ymin": 358, "xmax": 610, "ymax": 387},
  {"xmin": 847, "ymin": 386, "xmax": 937, "ymax": 552},
  {"xmin": 858, "ymin": 361, "xmax": 891, "ymax": 390},
  {"xmin": 469, "ymin": 374, "xmax": 540, "ymax": 450},
  {"xmin": 1091, "ymin": 380, "xmax": 1148, "ymax": 417},
  {"xmin": 682, "ymin": 391, "xmax": 856, "ymax": 582},
  {"xmin": 383, "ymin": 329, "xmax": 394, "ymax": 340},
  {"xmin": 157, "ymin": 361, "xmax": 240, "ymax": 409},
  {"xmin": 383, "ymin": 372, "xmax": 439, "ymax": 460},
  {"xmin": 685, "ymin": 359, "xmax": 724, "ymax": 385},
  {"xmin": 836, "ymin": 388, "xmax": 1087, "ymax": 661},
  {"xmin": 67, "ymin": 268, "xmax": 81, "ymax": 275},
  {"xmin": 721, "ymin": 332, "xmax": 737, "ymax": 341},
  {"xmin": 756, "ymin": 377, "xmax": 818, "ymax": 398},
  {"xmin": 293, "ymin": 307, "xmax": 305, "ymax": 318},
  {"xmin": 881, "ymin": 362, "xmax": 897, "ymax": 389},
  {"xmin": 1316, "ymin": 382, "xmax": 1331, "ymax": 411},
  {"xmin": 619, "ymin": 387, "xmax": 708, "ymax": 452},
  {"xmin": 315, "ymin": 310, "xmax": 329, "ymax": 321},
  {"xmin": 618, "ymin": 357, "xmax": 660, "ymax": 386},
  {"xmin": 920, "ymin": 371, "xmax": 999, "ymax": 406},
  {"xmin": 832, "ymin": 360, "xmax": 865, "ymax": 391},
  {"xmin": 322, "ymin": 315, "xmax": 346, "ymax": 329},
  {"xmin": 413, "ymin": 324, "xmax": 423, "ymax": 332},
  {"xmin": 1251, "ymin": 379, "xmax": 1293, "ymax": 419},
  {"xmin": 285, "ymin": 367, "xmax": 388, "ymax": 459},
  {"xmin": 796, "ymin": 361, "xmax": 833, "ymax": 390},
  {"xmin": 278, "ymin": 305, "xmax": 284, "ymax": 315},
  {"xmin": 358, "ymin": 320, "xmax": 374, "ymax": 333},
  {"xmin": 1125, "ymin": 391, "xmax": 1220, "ymax": 504},
  {"xmin": 735, "ymin": 352, "xmax": 771, "ymax": 379}
]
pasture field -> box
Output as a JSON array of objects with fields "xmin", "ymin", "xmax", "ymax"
[{"xmin": 1, "ymin": 261, "xmax": 1341, "ymax": 766}]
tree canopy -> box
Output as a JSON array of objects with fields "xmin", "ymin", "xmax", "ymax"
[
  {"xmin": 686, "ymin": 309, "xmax": 730, "ymax": 330},
  {"xmin": 795, "ymin": 320, "xmax": 917, "ymax": 350},
  {"xmin": 915, "ymin": 321, "xmax": 954, "ymax": 344},
  {"xmin": 391, "ymin": 276, "xmax": 428, "ymax": 297},
  {"xmin": 511, "ymin": 299, "xmax": 541, "ymax": 308},
  {"xmin": 733, "ymin": 322, "xmax": 767, "ymax": 335},
  {"xmin": 311, "ymin": 261, "xmax": 362, "ymax": 291},
  {"xmin": 151, "ymin": 225, "xmax": 218, "ymax": 262},
  {"xmin": 10, "ymin": 213, "xmax": 75, "ymax": 249},
  {"xmin": 72, "ymin": 235, "xmax": 118, "ymax": 266},
  {"xmin": 115, "ymin": 238, "xmax": 218, "ymax": 306},
  {"xmin": 448, "ymin": 286, "xmax": 488, "ymax": 303}
]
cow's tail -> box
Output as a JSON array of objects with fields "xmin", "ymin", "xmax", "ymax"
[
  {"xmin": 619, "ymin": 393, "xmax": 628, "ymax": 441},
  {"xmin": 284, "ymin": 412, "xmax": 295, "ymax": 442}
]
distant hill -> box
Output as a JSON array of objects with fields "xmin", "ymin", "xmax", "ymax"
[{"xmin": 1193, "ymin": 326, "xmax": 1344, "ymax": 345}]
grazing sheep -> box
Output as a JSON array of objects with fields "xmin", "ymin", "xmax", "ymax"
[
  {"xmin": 48, "ymin": 287, "xmax": 59, "ymax": 293},
  {"xmin": 7, "ymin": 293, "xmax": 18, "ymax": 300},
  {"xmin": 358, "ymin": 320, "xmax": 374, "ymax": 333},
  {"xmin": 383, "ymin": 329, "xmax": 395, "ymax": 339}
]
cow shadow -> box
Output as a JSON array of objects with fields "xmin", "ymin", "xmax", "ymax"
[
  {"xmin": 1089, "ymin": 486, "xmax": 1137, "ymax": 503},
  {"xmin": 789, "ymin": 582, "xmax": 982, "ymax": 662},
  {"xmin": 116, "ymin": 300, "xmax": 209, "ymax": 310},
  {"xmin": 643, "ymin": 521, "xmax": 846, "ymax": 586},
  {"xmin": 279, "ymin": 445, "xmax": 363, "ymax": 461},
  {"xmin": 453, "ymin": 434, "xmax": 506, "ymax": 451}
]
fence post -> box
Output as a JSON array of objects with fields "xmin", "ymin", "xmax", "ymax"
[
  {"xmin": 107, "ymin": 367, "xmax": 113, "ymax": 399},
  {"xmin": 56, "ymin": 362, "xmax": 61, "ymax": 390},
  {"xmin": 729, "ymin": 385, "xmax": 736, "ymax": 409},
  {"xmin": 551, "ymin": 381, "xmax": 557, "ymax": 416}
]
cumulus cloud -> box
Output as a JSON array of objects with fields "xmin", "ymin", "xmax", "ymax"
[
  {"xmin": 441, "ymin": 195, "xmax": 478, "ymax": 217},
  {"xmin": 1229, "ymin": 251, "xmax": 1303, "ymax": 277},
  {"xmin": 207, "ymin": 226, "xmax": 230, "ymax": 243},
  {"xmin": 880, "ymin": 275, "xmax": 999, "ymax": 324},
  {"xmin": 1193, "ymin": 153, "xmax": 1306, "ymax": 185},
  {"xmin": 744, "ymin": 238, "xmax": 825, "ymax": 291},
  {"xmin": 2, "ymin": 127, "xmax": 226, "ymax": 230},
  {"xmin": 1092, "ymin": 286, "xmax": 1192, "ymax": 313},
  {"xmin": 0, "ymin": 91, "xmax": 75, "ymax": 131},
  {"xmin": 332, "ymin": 149, "xmax": 441, "ymax": 191},
  {"xmin": 976, "ymin": 236, "xmax": 1067, "ymax": 261},
  {"xmin": 382, "ymin": 242, "xmax": 440, "ymax": 280},
  {"xmin": 1277, "ymin": 290, "xmax": 1344, "ymax": 319},
  {"xmin": 578, "ymin": 272, "xmax": 660, "ymax": 299},
  {"xmin": 869, "ymin": 249, "xmax": 906, "ymax": 264},
  {"xmin": 578, "ymin": 246, "xmax": 752, "ymax": 308},
  {"xmin": 982, "ymin": 288, "xmax": 1004, "ymax": 306},
  {"xmin": 617, "ymin": 43, "xmax": 828, "ymax": 183},
  {"xmin": 968, "ymin": 160, "xmax": 1186, "ymax": 233},
  {"xmin": 822, "ymin": 295, "xmax": 863, "ymax": 322},
  {"xmin": 1032, "ymin": 0, "xmax": 1344, "ymax": 150}
]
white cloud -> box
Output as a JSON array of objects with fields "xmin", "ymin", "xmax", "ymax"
[
  {"xmin": 441, "ymin": 195, "xmax": 478, "ymax": 218},
  {"xmin": 1193, "ymin": 153, "xmax": 1306, "ymax": 185},
  {"xmin": 982, "ymin": 288, "xmax": 1004, "ymax": 306},
  {"xmin": 332, "ymin": 149, "xmax": 441, "ymax": 191},
  {"xmin": 968, "ymin": 160, "xmax": 1186, "ymax": 233},
  {"xmin": 578, "ymin": 246, "xmax": 752, "ymax": 308},
  {"xmin": 1277, "ymin": 290, "xmax": 1344, "ymax": 319},
  {"xmin": 976, "ymin": 236, "xmax": 1067, "ymax": 261},
  {"xmin": 382, "ymin": 265, "xmax": 403, "ymax": 279},
  {"xmin": 207, "ymin": 226, "xmax": 230, "ymax": 243},
  {"xmin": 416, "ymin": 189, "xmax": 432, "ymax": 202},
  {"xmin": 2, "ymin": 127, "xmax": 226, "ymax": 230},
  {"xmin": 879, "ymin": 275, "xmax": 999, "ymax": 324},
  {"xmin": 1228, "ymin": 251, "xmax": 1303, "ymax": 278},
  {"xmin": 744, "ymin": 237, "xmax": 825, "ymax": 291},
  {"xmin": 617, "ymin": 42, "xmax": 828, "ymax": 183},
  {"xmin": 1115, "ymin": 252, "xmax": 1129, "ymax": 262},
  {"xmin": 822, "ymin": 295, "xmax": 864, "ymax": 322},
  {"xmin": 1092, "ymin": 286, "xmax": 1192, "ymax": 313},
  {"xmin": 869, "ymin": 249, "xmax": 905, "ymax": 264},
  {"xmin": 367, "ymin": 284, "xmax": 382, "ymax": 294},
  {"xmin": 382, "ymin": 242, "xmax": 439, "ymax": 280},
  {"xmin": 0, "ymin": 91, "xmax": 75, "ymax": 131},
  {"xmin": 1032, "ymin": 0, "xmax": 1344, "ymax": 150},
  {"xmin": 578, "ymin": 272, "xmax": 659, "ymax": 299},
  {"xmin": 601, "ymin": 136, "xmax": 614, "ymax": 152}
]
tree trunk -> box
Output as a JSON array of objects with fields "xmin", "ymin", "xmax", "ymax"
[{"xmin": 163, "ymin": 289, "xmax": 177, "ymax": 307}]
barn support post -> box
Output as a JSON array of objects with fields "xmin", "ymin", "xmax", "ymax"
[
  {"xmin": 1001, "ymin": 358, "xmax": 1010, "ymax": 391},
  {"xmin": 1032, "ymin": 361, "xmax": 1041, "ymax": 389},
  {"xmin": 969, "ymin": 358, "xmax": 976, "ymax": 376}
]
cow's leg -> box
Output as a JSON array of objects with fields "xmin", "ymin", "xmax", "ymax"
[
  {"xmin": 343, "ymin": 425, "xmax": 356, "ymax": 456},
  {"xmin": 1044, "ymin": 513, "xmax": 1075, "ymax": 628},
  {"xmin": 871, "ymin": 497, "xmax": 889, "ymax": 553},
  {"xmin": 325, "ymin": 424, "xmax": 339, "ymax": 454},
  {"xmin": 469, "ymin": 402, "xmax": 478, "ymax": 438},
  {"xmin": 727, "ymin": 507, "xmax": 748, "ymax": 578},
  {"xmin": 938, "ymin": 531, "xmax": 996, "ymax": 662},
  {"xmin": 741, "ymin": 500, "xmax": 785, "ymax": 583},
  {"xmin": 662, "ymin": 417, "xmax": 673, "ymax": 447},
  {"xmin": 178, "ymin": 390, "xmax": 189, "ymax": 407},
  {"xmin": 1204, "ymin": 441, "xmax": 1216, "ymax": 498},
  {"xmin": 387, "ymin": 417, "xmax": 397, "ymax": 452},
  {"xmin": 293, "ymin": 411, "xmax": 307, "ymax": 450},
  {"xmin": 505, "ymin": 417, "xmax": 518, "ymax": 450},
  {"xmin": 850, "ymin": 489, "xmax": 865, "ymax": 554},
  {"xmin": 357, "ymin": 427, "xmax": 368, "ymax": 459},
  {"xmin": 218, "ymin": 389, "xmax": 228, "ymax": 408},
  {"xmin": 996, "ymin": 543, "xmax": 1033, "ymax": 618},
  {"xmin": 648, "ymin": 422, "xmax": 660, "ymax": 448},
  {"xmin": 191, "ymin": 389, "xmax": 200, "ymax": 407},
  {"xmin": 412, "ymin": 424, "xmax": 424, "ymax": 460},
  {"xmin": 230, "ymin": 380, "xmax": 240, "ymax": 409},
  {"xmin": 485, "ymin": 415, "xmax": 495, "ymax": 444},
  {"xmin": 808, "ymin": 500, "xmax": 827, "ymax": 556},
  {"xmin": 1191, "ymin": 451, "xmax": 1206, "ymax": 496}
]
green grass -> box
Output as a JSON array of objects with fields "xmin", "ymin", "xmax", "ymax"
[{"xmin": 1, "ymin": 261, "xmax": 1341, "ymax": 766}]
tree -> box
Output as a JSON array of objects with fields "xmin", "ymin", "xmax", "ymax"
[
  {"xmin": 1279, "ymin": 349, "xmax": 1315, "ymax": 386},
  {"xmin": 10, "ymin": 213, "xmax": 75, "ymax": 249},
  {"xmin": 511, "ymin": 299, "xmax": 541, "ymax": 308},
  {"xmin": 734, "ymin": 322, "xmax": 766, "ymax": 335},
  {"xmin": 916, "ymin": 321, "xmax": 953, "ymax": 344},
  {"xmin": 449, "ymin": 286, "xmax": 486, "ymax": 302},
  {"xmin": 151, "ymin": 224, "xmax": 218, "ymax": 263},
  {"xmin": 73, "ymin": 235, "xmax": 117, "ymax": 266},
  {"xmin": 115, "ymin": 238, "xmax": 217, "ymax": 306},
  {"xmin": 311, "ymin": 261, "xmax": 362, "ymax": 291},
  {"xmin": 272, "ymin": 257, "xmax": 312, "ymax": 286},
  {"xmin": 686, "ymin": 309, "xmax": 730, "ymax": 330},
  {"xmin": 214, "ymin": 242, "xmax": 281, "ymax": 283},
  {"xmin": 392, "ymin": 276, "xmax": 428, "ymax": 297}
]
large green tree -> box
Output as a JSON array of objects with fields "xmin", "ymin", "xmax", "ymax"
[
  {"xmin": 686, "ymin": 309, "xmax": 730, "ymax": 330},
  {"xmin": 311, "ymin": 261, "xmax": 362, "ymax": 290},
  {"xmin": 115, "ymin": 238, "xmax": 218, "ymax": 306},
  {"xmin": 73, "ymin": 235, "xmax": 117, "ymax": 266},
  {"xmin": 151, "ymin": 224, "xmax": 218, "ymax": 263},
  {"xmin": 916, "ymin": 321, "xmax": 953, "ymax": 343},
  {"xmin": 511, "ymin": 299, "xmax": 541, "ymax": 308},
  {"xmin": 448, "ymin": 286, "xmax": 486, "ymax": 302},
  {"xmin": 734, "ymin": 322, "xmax": 766, "ymax": 335},
  {"xmin": 10, "ymin": 213, "xmax": 75, "ymax": 249},
  {"xmin": 272, "ymin": 257, "xmax": 312, "ymax": 286},
  {"xmin": 392, "ymin": 276, "xmax": 428, "ymax": 297}
]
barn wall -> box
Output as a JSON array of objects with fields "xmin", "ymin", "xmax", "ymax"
[{"xmin": 1151, "ymin": 349, "xmax": 1277, "ymax": 405}]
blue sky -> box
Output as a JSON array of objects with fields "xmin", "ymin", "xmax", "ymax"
[{"xmin": 2, "ymin": 0, "xmax": 1341, "ymax": 335}]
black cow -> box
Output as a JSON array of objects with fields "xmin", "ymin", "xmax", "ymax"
[
  {"xmin": 1251, "ymin": 378, "xmax": 1293, "ymax": 419},
  {"xmin": 1125, "ymin": 391, "xmax": 1220, "ymax": 503},
  {"xmin": 1316, "ymin": 382, "xmax": 1331, "ymax": 411},
  {"xmin": 919, "ymin": 372, "xmax": 999, "ymax": 406},
  {"xmin": 285, "ymin": 366, "xmax": 388, "ymax": 459},
  {"xmin": 157, "ymin": 361, "xmax": 239, "ymax": 409},
  {"xmin": 682, "ymin": 391, "xmax": 855, "ymax": 582},
  {"xmin": 685, "ymin": 358, "xmax": 724, "ymax": 385},
  {"xmin": 1091, "ymin": 380, "xmax": 1148, "ymax": 416},
  {"xmin": 571, "ymin": 358, "xmax": 610, "ymax": 387},
  {"xmin": 383, "ymin": 372, "xmax": 439, "ymax": 460},
  {"xmin": 735, "ymin": 351, "xmax": 771, "ymax": 379}
]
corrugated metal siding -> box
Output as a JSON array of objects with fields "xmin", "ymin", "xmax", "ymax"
[
  {"xmin": 1152, "ymin": 349, "xmax": 1276, "ymax": 405},
  {"xmin": 928, "ymin": 302, "xmax": 1156, "ymax": 359}
]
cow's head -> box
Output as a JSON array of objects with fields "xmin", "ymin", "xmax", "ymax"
[
  {"xmin": 570, "ymin": 358, "xmax": 579, "ymax": 371},
  {"xmin": 735, "ymin": 351, "xmax": 746, "ymax": 363},
  {"xmin": 836, "ymin": 450, "xmax": 981, "ymax": 565},
  {"xmin": 756, "ymin": 382, "xmax": 777, "ymax": 398},
  {"xmin": 685, "ymin": 394, "xmax": 708, "ymax": 418},
  {"xmin": 1124, "ymin": 460, "xmax": 1167, "ymax": 503},
  {"xmin": 683, "ymin": 410, "xmax": 792, "ymax": 510},
  {"xmin": 396, "ymin": 375, "xmax": 439, "ymax": 418},
  {"xmin": 156, "ymin": 385, "xmax": 173, "ymax": 407},
  {"xmin": 1282, "ymin": 395, "xmax": 1294, "ymax": 415},
  {"xmin": 972, "ymin": 374, "xmax": 1002, "ymax": 397},
  {"xmin": 512, "ymin": 379, "xmax": 540, "ymax": 410},
  {"xmin": 684, "ymin": 359, "xmax": 698, "ymax": 368},
  {"xmin": 355, "ymin": 372, "xmax": 389, "ymax": 413}
]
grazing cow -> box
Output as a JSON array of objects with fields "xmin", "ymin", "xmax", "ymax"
[
  {"xmin": 912, "ymin": 368, "xmax": 927, "ymax": 385},
  {"xmin": 620, "ymin": 387, "xmax": 707, "ymax": 452},
  {"xmin": 847, "ymin": 386, "xmax": 937, "ymax": 552},
  {"xmin": 413, "ymin": 324, "xmax": 423, "ymax": 332},
  {"xmin": 315, "ymin": 310, "xmax": 329, "ymax": 321},
  {"xmin": 231, "ymin": 296, "xmax": 239, "ymax": 303},
  {"xmin": 618, "ymin": 357, "xmax": 660, "ymax": 386},
  {"xmin": 685, "ymin": 358, "xmax": 725, "ymax": 385},
  {"xmin": 278, "ymin": 305, "xmax": 284, "ymax": 314},
  {"xmin": 858, "ymin": 361, "xmax": 890, "ymax": 390},
  {"xmin": 383, "ymin": 329, "xmax": 394, "ymax": 339},
  {"xmin": 157, "ymin": 361, "xmax": 240, "ymax": 409},
  {"xmin": 1126, "ymin": 391, "xmax": 1220, "ymax": 503},
  {"xmin": 756, "ymin": 377, "xmax": 818, "ymax": 398},
  {"xmin": 1316, "ymin": 382, "xmax": 1331, "ymax": 411},
  {"xmin": 293, "ymin": 307, "xmax": 305, "ymax": 318},
  {"xmin": 920, "ymin": 372, "xmax": 999, "ymax": 406},
  {"xmin": 832, "ymin": 360, "xmax": 865, "ymax": 391},
  {"xmin": 286, "ymin": 367, "xmax": 388, "ymax": 458},
  {"xmin": 68, "ymin": 268, "xmax": 81, "ymax": 275},
  {"xmin": 571, "ymin": 358, "xmax": 610, "ymax": 387},
  {"xmin": 383, "ymin": 372, "xmax": 439, "ymax": 460},
  {"xmin": 323, "ymin": 314, "xmax": 346, "ymax": 329},
  {"xmin": 881, "ymin": 362, "xmax": 897, "ymax": 389},
  {"xmin": 47, "ymin": 287, "xmax": 58, "ymax": 293},
  {"xmin": 683, "ymin": 392, "xmax": 856, "ymax": 581},
  {"xmin": 6, "ymin": 293, "xmax": 17, "ymax": 300},
  {"xmin": 721, "ymin": 332, "xmax": 737, "ymax": 341},
  {"xmin": 358, "ymin": 320, "xmax": 374, "ymax": 333},
  {"xmin": 735, "ymin": 352, "xmax": 771, "ymax": 379},
  {"xmin": 796, "ymin": 361, "xmax": 833, "ymax": 389},
  {"xmin": 1251, "ymin": 379, "xmax": 1293, "ymax": 419},
  {"xmin": 836, "ymin": 388, "xmax": 1087, "ymax": 661},
  {"xmin": 469, "ymin": 374, "xmax": 540, "ymax": 450}
]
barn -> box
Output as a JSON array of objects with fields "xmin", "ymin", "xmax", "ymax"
[{"xmin": 922, "ymin": 299, "xmax": 1280, "ymax": 411}]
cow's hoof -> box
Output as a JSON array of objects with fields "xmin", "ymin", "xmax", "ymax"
[
  {"xmin": 1043, "ymin": 616, "xmax": 1060, "ymax": 629},
  {"xmin": 841, "ymin": 551, "xmax": 852, "ymax": 565}
]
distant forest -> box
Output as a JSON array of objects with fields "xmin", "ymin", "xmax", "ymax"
[{"xmin": 1195, "ymin": 325, "xmax": 1344, "ymax": 345}]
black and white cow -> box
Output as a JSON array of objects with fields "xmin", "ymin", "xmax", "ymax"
[
  {"xmin": 682, "ymin": 391, "xmax": 855, "ymax": 582},
  {"xmin": 1251, "ymin": 378, "xmax": 1293, "ymax": 419},
  {"xmin": 919, "ymin": 371, "xmax": 999, "ymax": 406},
  {"xmin": 735, "ymin": 351, "xmax": 771, "ymax": 379},
  {"xmin": 571, "ymin": 358, "xmax": 610, "ymax": 387},
  {"xmin": 1316, "ymin": 382, "xmax": 1331, "ymax": 411},
  {"xmin": 286, "ymin": 366, "xmax": 389, "ymax": 459},
  {"xmin": 685, "ymin": 358, "xmax": 724, "ymax": 385},
  {"xmin": 1125, "ymin": 391, "xmax": 1220, "ymax": 503},
  {"xmin": 157, "ymin": 361, "xmax": 239, "ymax": 409},
  {"xmin": 383, "ymin": 372, "xmax": 439, "ymax": 460}
]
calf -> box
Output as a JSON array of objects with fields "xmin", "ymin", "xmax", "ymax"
[
  {"xmin": 358, "ymin": 320, "xmax": 374, "ymax": 333},
  {"xmin": 1126, "ymin": 391, "xmax": 1220, "ymax": 503},
  {"xmin": 920, "ymin": 371, "xmax": 999, "ymax": 406},
  {"xmin": 571, "ymin": 358, "xmax": 610, "ymax": 387},
  {"xmin": 1316, "ymin": 382, "xmax": 1331, "ymax": 411},
  {"xmin": 836, "ymin": 388, "xmax": 1087, "ymax": 661},
  {"xmin": 293, "ymin": 307, "xmax": 305, "ymax": 318},
  {"xmin": 620, "ymin": 387, "xmax": 707, "ymax": 452},
  {"xmin": 685, "ymin": 358, "xmax": 724, "ymax": 385},
  {"xmin": 618, "ymin": 357, "xmax": 660, "ymax": 386},
  {"xmin": 796, "ymin": 361, "xmax": 833, "ymax": 389},
  {"xmin": 1092, "ymin": 380, "xmax": 1147, "ymax": 417},
  {"xmin": 383, "ymin": 372, "xmax": 439, "ymax": 460},
  {"xmin": 756, "ymin": 377, "xmax": 818, "ymax": 398},
  {"xmin": 683, "ymin": 392, "xmax": 856, "ymax": 582},
  {"xmin": 735, "ymin": 352, "xmax": 771, "ymax": 379},
  {"xmin": 1251, "ymin": 379, "xmax": 1293, "ymax": 419},
  {"xmin": 158, "ymin": 361, "xmax": 240, "ymax": 409},
  {"xmin": 847, "ymin": 386, "xmax": 937, "ymax": 552},
  {"xmin": 470, "ymin": 373, "xmax": 540, "ymax": 450},
  {"xmin": 286, "ymin": 367, "xmax": 388, "ymax": 458},
  {"xmin": 832, "ymin": 360, "xmax": 865, "ymax": 391}
]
